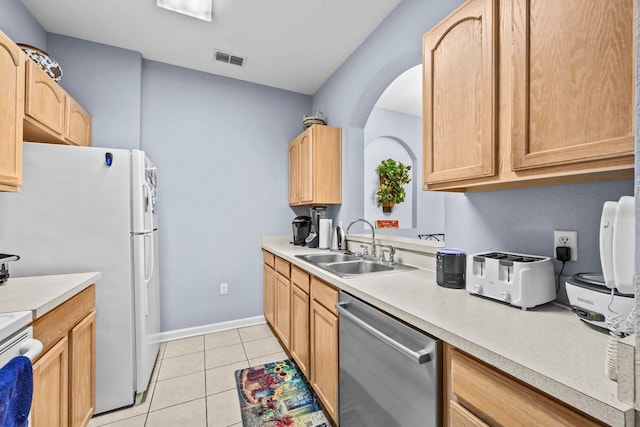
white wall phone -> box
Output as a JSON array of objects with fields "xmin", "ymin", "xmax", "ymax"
[
  {"xmin": 599, "ymin": 196, "xmax": 635, "ymax": 381},
  {"xmin": 600, "ymin": 196, "xmax": 635, "ymax": 296}
]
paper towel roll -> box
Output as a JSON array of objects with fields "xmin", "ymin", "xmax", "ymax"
[{"xmin": 319, "ymin": 218, "xmax": 333, "ymax": 249}]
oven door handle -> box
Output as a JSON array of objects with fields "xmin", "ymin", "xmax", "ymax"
[{"xmin": 336, "ymin": 302, "xmax": 432, "ymax": 364}]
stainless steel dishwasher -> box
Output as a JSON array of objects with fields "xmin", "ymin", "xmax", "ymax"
[{"xmin": 336, "ymin": 292, "xmax": 440, "ymax": 426}]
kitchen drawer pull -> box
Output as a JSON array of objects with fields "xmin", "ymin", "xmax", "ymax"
[{"xmin": 335, "ymin": 301, "xmax": 432, "ymax": 364}]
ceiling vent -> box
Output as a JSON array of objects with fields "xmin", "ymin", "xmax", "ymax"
[{"xmin": 214, "ymin": 50, "xmax": 246, "ymax": 67}]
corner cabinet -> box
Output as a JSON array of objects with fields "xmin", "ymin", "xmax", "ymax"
[
  {"xmin": 289, "ymin": 125, "xmax": 342, "ymax": 206},
  {"xmin": 0, "ymin": 29, "xmax": 25, "ymax": 192},
  {"xmin": 423, "ymin": 0, "xmax": 635, "ymax": 191},
  {"xmin": 443, "ymin": 344, "xmax": 605, "ymax": 426},
  {"xmin": 31, "ymin": 285, "xmax": 96, "ymax": 427}
]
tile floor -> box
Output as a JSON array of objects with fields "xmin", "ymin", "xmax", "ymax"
[{"xmin": 88, "ymin": 324, "xmax": 287, "ymax": 427}]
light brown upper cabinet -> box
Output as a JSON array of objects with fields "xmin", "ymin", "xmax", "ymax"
[
  {"xmin": 24, "ymin": 60, "xmax": 92, "ymax": 147},
  {"xmin": 0, "ymin": 29, "xmax": 25, "ymax": 192},
  {"xmin": 423, "ymin": 0, "xmax": 635, "ymax": 191},
  {"xmin": 288, "ymin": 125, "xmax": 341, "ymax": 206},
  {"xmin": 66, "ymin": 97, "xmax": 92, "ymax": 146},
  {"xmin": 510, "ymin": 0, "xmax": 635, "ymax": 171},
  {"xmin": 422, "ymin": 0, "xmax": 497, "ymax": 186}
]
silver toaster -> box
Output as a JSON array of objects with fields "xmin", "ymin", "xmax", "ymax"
[{"xmin": 466, "ymin": 251, "xmax": 556, "ymax": 310}]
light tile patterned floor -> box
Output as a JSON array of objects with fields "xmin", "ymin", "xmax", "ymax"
[{"xmin": 89, "ymin": 324, "xmax": 287, "ymax": 427}]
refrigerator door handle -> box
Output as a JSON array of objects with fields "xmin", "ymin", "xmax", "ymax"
[{"xmin": 143, "ymin": 233, "xmax": 154, "ymax": 317}]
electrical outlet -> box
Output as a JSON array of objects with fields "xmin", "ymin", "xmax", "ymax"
[
  {"xmin": 554, "ymin": 230, "xmax": 578, "ymax": 261},
  {"xmin": 220, "ymin": 283, "xmax": 228, "ymax": 295}
]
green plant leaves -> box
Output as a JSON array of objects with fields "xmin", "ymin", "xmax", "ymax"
[{"xmin": 375, "ymin": 158, "xmax": 411, "ymax": 206}]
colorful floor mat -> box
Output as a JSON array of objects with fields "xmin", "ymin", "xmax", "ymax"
[{"xmin": 235, "ymin": 359, "xmax": 330, "ymax": 427}]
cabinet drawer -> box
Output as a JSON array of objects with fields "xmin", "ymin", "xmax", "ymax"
[
  {"xmin": 291, "ymin": 265, "xmax": 310, "ymax": 294},
  {"xmin": 262, "ymin": 250, "xmax": 275, "ymax": 269},
  {"xmin": 275, "ymin": 256, "xmax": 290, "ymax": 279},
  {"xmin": 450, "ymin": 400, "xmax": 488, "ymax": 427},
  {"xmin": 310, "ymin": 277, "xmax": 338, "ymax": 315},
  {"xmin": 450, "ymin": 349, "xmax": 603, "ymax": 426},
  {"xmin": 32, "ymin": 285, "xmax": 95, "ymax": 357}
]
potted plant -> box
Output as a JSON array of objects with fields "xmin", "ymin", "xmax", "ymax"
[{"xmin": 375, "ymin": 158, "xmax": 411, "ymax": 213}]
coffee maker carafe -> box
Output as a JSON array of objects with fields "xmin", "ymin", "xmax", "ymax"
[{"xmin": 305, "ymin": 206, "xmax": 326, "ymax": 248}]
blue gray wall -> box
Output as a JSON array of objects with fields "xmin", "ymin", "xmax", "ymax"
[
  {"xmin": 47, "ymin": 35, "xmax": 143, "ymax": 151},
  {"xmin": 2, "ymin": 0, "xmax": 638, "ymax": 332},
  {"xmin": 314, "ymin": 0, "xmax": 634, "ymax": 278},
  {"xmin": 0, "ymin": 0, "xmax": 46, "ymax": 48},
  {"xmin": 0, "ymin": 0, "xmax": 310, "ymax": 332},
  {"xmin": 364, "ymin": 107, "xmax": 445, "ymax": 236},
  {"xmin": 312, "ymin": 0, "xmax": 464, "ymax": 229},
  {"xmin": 140, "ymin": 60, "xmax": 310, "ymax": 330}
]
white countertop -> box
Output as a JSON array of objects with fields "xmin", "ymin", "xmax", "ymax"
[
  {"xmin": 262, "ymin": 236, "xmax": 635, "ymax": 426},
  {"xmin": 0, "ymin": 272, "xmax": 102, "ymax": 318}
]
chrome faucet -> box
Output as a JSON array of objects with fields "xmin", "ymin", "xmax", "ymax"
[
  {"xmin": 346, "ymin": 219, "xmax": 376, "ymax": 257},
  {"xmin": 378, "ymin": 244, "xmax": 396, "ymax": 264}
]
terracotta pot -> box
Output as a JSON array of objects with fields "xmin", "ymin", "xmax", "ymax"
[{"xmin": 382, "ymin": 201, "xmax": 394, "ymax": 213}]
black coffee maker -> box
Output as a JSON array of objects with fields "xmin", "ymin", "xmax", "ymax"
[{"xmin": 292, "ymin": 216, "xmax": 312, "ymax": 245}]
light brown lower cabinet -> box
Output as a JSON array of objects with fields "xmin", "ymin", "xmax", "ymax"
[
  {"xmin": 263, "ymin": 250, "xmax": 276, "ymax": 326},
  {"xmin": 273, "ymin": 257, "xmax": 291, "ymax": 349},
  {"xmin": 444, "ymin": 343, "xmax": 605, "ymax": 426},
  {"xmin": 69, "ymin": 311, "xmax": 97, "ymax": 427},
  {"xmin": 310, "ymin": 277, "xmax": 339, "ymax": 424},
  {"xmin": 32, "ymin": 336, "xmax": 69, "ymax": 427},
  {"xmin": 289, "ymin": 266, "xmax": 310, "ymax": 377},
  {"xmin": 31, "ymin": 285, "xmax": 96, "ymax": 427}
]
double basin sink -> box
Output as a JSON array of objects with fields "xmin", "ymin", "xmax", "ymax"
[{"xmin": 295, "ymin": 253, "xmax": 416, "ymax": 278}]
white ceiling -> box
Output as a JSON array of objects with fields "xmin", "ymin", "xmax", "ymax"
[{"xmin": 21, "ymin": 0, "xmax": 401, "ymax": 95}]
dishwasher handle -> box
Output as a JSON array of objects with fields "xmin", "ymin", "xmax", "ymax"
[{"xmin": 336, "ymin": 301, "xmax": 432, "ymax": 365}]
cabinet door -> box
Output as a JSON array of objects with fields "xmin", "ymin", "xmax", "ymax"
[
  {"xmin": 263, "ymin": 264, "xmax": 275, "ymax": 326},
  {"xmin": 511, "ymin": 0, "xmax": 634, "ymax": 171},
  {"xmin": 25, "ymin": 60, "xmax": 66, "ymax": 136},
  {"xmin": 32, "ymin": 337, "xmax": 69, "ymax": 427},
  {"xmin": 66, "ymin": 97, "xmax": 92, "ymax": 146},
  {"xmin": 288, "ymin": 139, "xmax": 299, "ymax": 205},
  {"xmin": 423, "ymin": 0, "xmax": 496, "ymax": 185},
  {"xmin": 290, "ymin": 283, "xmax": 310, "ymax": 377},
  {"xmin": 298, "ymin": 130, "xmax": 314, "ymax": 204},
  {"xmin": 0, "ymin": 30, "xmax": 24, "ymax": 191},
  {"xmin": 310, "ymin": 299, "xmax": 338, "ymax": 422},
  {"xmin": 273, "ymin": 273, "xmax": 290, "ymax": 349},
  {"xmin": 69, "ymin": 311, "xmax": 96, "ymax": 427}
]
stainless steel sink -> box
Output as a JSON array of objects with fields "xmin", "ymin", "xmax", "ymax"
[
  {"xmin": 295, "ymin": 253, "xmax": 416, "ymax": 278},
  {"xmin": 298, "ymin": 253, "xmax": 361, "ymax": 264}
]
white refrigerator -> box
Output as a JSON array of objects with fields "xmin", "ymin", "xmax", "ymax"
[{"xmin": 0, "ymin": 142, "xmax": 161, "ymax": 414}]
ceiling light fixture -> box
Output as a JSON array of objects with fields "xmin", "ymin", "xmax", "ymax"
[{"xmin": 157, "ymin": 0, "xmax": 213, "ymax": 22}]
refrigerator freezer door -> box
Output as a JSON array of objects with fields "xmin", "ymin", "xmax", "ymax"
[
  {"xmin": 131, "ymin": 150, "xmax": 158, "ymax": 234},
  {"xmin": 132, "ymin": 230, "xmax": 161, "ymax": 395},
  {"xmin": 0, "ymin": 142, "xmax": 136, "ymax": 413}
]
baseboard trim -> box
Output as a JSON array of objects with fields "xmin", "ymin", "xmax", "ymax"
[{"xmin": 159, "ymin": 315, "xmax": 266, "ymax": 342}]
